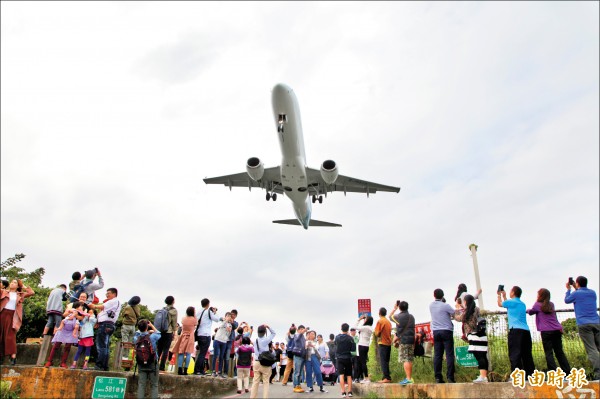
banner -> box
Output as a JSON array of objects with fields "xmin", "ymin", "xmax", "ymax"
[{"xmin": 357, "ymin": 299, "xmax": 371, "ymax": 318}]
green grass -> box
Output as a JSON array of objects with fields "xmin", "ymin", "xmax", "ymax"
[{"xmin": 366, "ymin": 336, "xmax": 592, "ymax": 383}]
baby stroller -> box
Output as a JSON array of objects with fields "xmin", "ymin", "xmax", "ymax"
[{"xmin": 320, "ymin": 359, "xmax": 337, "ymax": 386}]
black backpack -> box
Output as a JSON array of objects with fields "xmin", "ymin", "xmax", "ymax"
[
  {"xmin": 414, "ymin": 331, "xmax": 425, "ymax": 357},
  {"xmin": 476, "ymin": 317, "xmax": 487, "ymax": 336},
  {"xmin": 135, "ymin": 334, "xmax": 156, "ymax": 371}
]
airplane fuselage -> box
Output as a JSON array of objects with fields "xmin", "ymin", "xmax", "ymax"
[{"xmin": 271, "ymin": 84, "xmax": 311, "ymax": 229}]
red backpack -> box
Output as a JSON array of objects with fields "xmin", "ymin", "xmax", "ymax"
[{"xmin": 135, "ymin": 334, "xmax": 156, "ymax": 371}]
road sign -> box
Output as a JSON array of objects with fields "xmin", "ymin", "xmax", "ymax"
[
  {"xmin": 92, "ymin": 376, "xmax": 127, "ymax": 399},
  {"xmin": 358, "ymin": 299, "xmax": 371, "ymax": 318},
  {"xmin": 455, "ymin": 346, "xmax": 478, "ymax": 367}
]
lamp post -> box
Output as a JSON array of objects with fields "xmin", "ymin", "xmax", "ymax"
[{"xmin": 469, "ymin": 243, "xmax": 484, "ymax": 310}]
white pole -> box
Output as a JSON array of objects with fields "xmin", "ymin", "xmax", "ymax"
[{"xmin": 469, "ymin": 243, "xmax": 484, "ymax": 310}]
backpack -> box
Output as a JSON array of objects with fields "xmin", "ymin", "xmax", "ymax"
[
  {"xmin": 476, "ymin": 317, "xmax": 487, "ymax": 336},
  {"xmin": 154, "ymin": 307, "xmax": 170, "ymax": 333},
  {"xmin": 135, "ymin": 334, "xmax": 156, "ymax": 371},
  {"xmin": 291, "ymin": 334, "xmax": 306, "ymax": 358},
  {"xmin": 69, "ymin": 280, "xmax": 93, "ymax": 303},
  {"xmin": 414, "ymin": 331, "xmax": 425, "ymax": 357}
]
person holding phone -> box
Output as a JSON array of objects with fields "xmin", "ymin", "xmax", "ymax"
[
  {"xmin": 565, "ymin": 276, "xmax": 600, "ymax": 381},
  {"xmin": 0, "ymin": 279, "xmax": 35, "ymax": 365},
  {"xmin": 497, "ymin": 285, "xmax": 535, "ymax": 377}
]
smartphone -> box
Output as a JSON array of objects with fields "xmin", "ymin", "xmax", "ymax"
[
  {"xmin": 497, "ymin": 284, "xmax": 504, "ymax": 293},
  {"xmin": 568, "ymin": 277, "xmax": 575, "ymax": 286},
  {"xmin": 396, "ymin": 300, "xmax": 400, "ymax": 307}
]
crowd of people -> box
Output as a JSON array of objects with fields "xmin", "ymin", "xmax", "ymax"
[{"xmin": 0, "ymin": 270, "xmax": 599, "ymax": 399}]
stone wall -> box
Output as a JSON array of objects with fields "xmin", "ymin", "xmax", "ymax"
[{"xmin": 1, "ymin": 365, "xmax": 236, "ymax": 398}]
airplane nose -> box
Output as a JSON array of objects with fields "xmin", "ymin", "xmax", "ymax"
[{"xmin": 273, "ymin": 83, "xmax": 292, "ymax": 95}]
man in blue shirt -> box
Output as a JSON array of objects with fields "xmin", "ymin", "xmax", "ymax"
[
  {"xmin": 133, "ymin": 319, "xmax": 161, "ymax": 399},
  {"xmin": 498, "ymin": 285, "xmax": 535, "ymax": 377},
  {"xmin": 565, "ymin": 276, "xmax": 600, "ymax": 381}
]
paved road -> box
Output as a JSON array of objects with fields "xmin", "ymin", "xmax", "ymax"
[{"xmin": 220, "ymin": 381, "xmax": 356, "ymax": 399}]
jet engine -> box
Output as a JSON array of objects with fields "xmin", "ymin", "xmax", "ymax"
[
  {"xmin": 246, "ymin": 157, "xmax": 265, "ymax": 181},
  {"xmin": 320, "ymin": 159, "xmax": 339, "ymax": 185}
]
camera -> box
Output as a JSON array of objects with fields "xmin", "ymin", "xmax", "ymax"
[
  {"xmin": 107, "ymin": 310, "xmax": 115, "ymax": 318},
  {"xmin": 396, "ymin": 300, "xmax": 401, "ymax": 307},
  {"xmin": 568, "ymin": 277, "xmax": 575, "ymax": 286},
  {"xmin": 95, "ymin": 267, "xmax": 99, "ymax": 273},
  {"xmin": 497, "ymin": 284, "xmax": 504, "ymax": 293}
]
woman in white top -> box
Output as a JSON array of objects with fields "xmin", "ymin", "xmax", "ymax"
[
  {"xmin": 355, "ymin": 315, "xmax": 374, "ymax": 383},
  {"xmin": 0, "ymin": 279, "xmax": 35, "ymax": 365},
  {"xmin": 316, "ymin": 334, "xmax": 330, "ymax": 360}
]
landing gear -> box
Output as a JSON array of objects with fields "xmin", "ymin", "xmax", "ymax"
[
  {"xmin": 318, "ymin": 195, "xmax": 323, "ymax": 204},
  {"xmin": 312, "ymin": 195, "xmax": 316, "ymax": 203},
  {"xmin": 312, "ymin": 195, "xmax": 323, "ymax": 204},
  {"xmin": 266, "ymin": 192, "xmax": 277, "ymax": 201}
]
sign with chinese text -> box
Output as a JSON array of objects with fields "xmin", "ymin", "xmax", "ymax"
[
  {"xmin": 414, "ymin": 322, "xmax": 433, "ymax": 343},
  {"xmin": 92, "ymin": 376, "xmax": 127, "ymax": 399},
  {"xmin": 357, "ymin": 299, "xmax": 371, "ymax": 318},
  {"xmin": 455, "ymin": 346, "xmax": 478, "ymax": 367}
]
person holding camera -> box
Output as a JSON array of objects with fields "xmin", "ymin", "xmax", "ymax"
[
  {"xmin": 497, "ymin": 285, "xmax": 534, "ymax": 377},
  {"xmin": 193, "ymin": 298, "xmax": 220, "ymax": 376},
  {"xmin": 90, "ymin": 287, "xmax": 122, "ymax": 371},
  {"xmin": 250, "ymin": 324, "xmax": 276, "ymax": 399},
  {"xmin": 565, "ymin": 276, "xmax": 600, "ymax": 381},
  {"xmin": 133, "ymin": 319, "xmax": 161, "ymax": 399},
  {"xmin": 390, "ymin": 301, "xmax": 415, "ymax": 385},
  {"xmin": 429, "ymin": 289, "xmax": 456, "ymax": 383},
  {"xmin": 81, "ymin": 268, "xmax": 104, "ymax": 304}
]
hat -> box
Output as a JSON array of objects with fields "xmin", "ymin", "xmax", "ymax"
[{"xmin": 128, "ymin": 296, "xmax": 141, "ymax": 306}]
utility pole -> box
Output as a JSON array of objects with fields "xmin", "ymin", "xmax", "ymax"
[{"xmin": 469, "ymin": 243, "xmax": 484, "ymax": 310}]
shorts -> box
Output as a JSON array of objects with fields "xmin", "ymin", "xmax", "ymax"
[
  {"xmin": 398, "ymin": 343, "xmax": 414, "ymax": 363},
  {"xmin": 337, "ymin": 358, "xmax": 352, "ymax": 376},
  {"xmin": 45, "ymin": 313, "xmax": 63, "ymax": 329}
]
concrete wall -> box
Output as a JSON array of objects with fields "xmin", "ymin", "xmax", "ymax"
[
  {"xmin": 1, "ymin": 365, "xmax": 236, "ymax": 399},
  {"xmin": 352, "ymin": 381, "xmax": 599, "ymax": 399}
]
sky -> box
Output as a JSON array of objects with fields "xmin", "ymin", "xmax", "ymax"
[{"xmin": 1, "ymin": 2, "xmax": 598, "ymax": 340}]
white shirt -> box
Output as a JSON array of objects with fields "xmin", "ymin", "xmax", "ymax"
[
  {"xmin": 195, "ymin": 307, "xmax": 220, "ymax": 337},
  {"xmin": 97, "ymin": 297, "xmax": 122, "ymax": 323},
  {"xmin": 5, "ymin": 292, "xmax": 17, "ymax": 310},
  {"xmin": 316, "ymin": 341, "xmax": 329, "ymax": 358}
]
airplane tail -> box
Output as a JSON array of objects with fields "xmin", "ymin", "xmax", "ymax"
[{"xmin": 272, "ymin": 219, "xmax": 342, "ymax": 227}]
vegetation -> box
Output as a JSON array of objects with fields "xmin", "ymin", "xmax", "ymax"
[{"xmin": 0, "ymin": 381, "xmax": 20, "ymax": 399}]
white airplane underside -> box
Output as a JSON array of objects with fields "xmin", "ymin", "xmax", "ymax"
[{"xmin": 203, "ymin": 83, "xmax": 400, "ymax": 229}]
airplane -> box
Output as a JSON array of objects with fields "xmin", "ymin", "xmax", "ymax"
[{"xmin": 203, "ymin": 83, "xmax": 400, "ymax": 229}]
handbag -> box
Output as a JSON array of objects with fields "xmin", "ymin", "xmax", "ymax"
[{"xmin": 256, "ymin": 339, "xmax": 277, "ymax": 367}]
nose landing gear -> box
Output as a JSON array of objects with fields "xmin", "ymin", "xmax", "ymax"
[{"xmin": 312, "ymin": 195, "xmax": 323, "ymax": 204}]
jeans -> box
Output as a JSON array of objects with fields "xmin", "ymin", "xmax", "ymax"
[
  {"xmin": 157, "ymin": 332, "xmax": 173, "ymax": 371},
  {"xmin": 305, "ymin": 354, "xmax": 323, "ymax": 388},
  {"xmin": 213, "ymin": 340, "xmax": 228, "ymax": 374},
  {"xmin": 508, "ymin": 328, "xmax": 535, "ymax": 377},
  {"xmin": 378, "ymin": 344, "xmax": 391, "ymax": 380},
  {"xmin": 541, "ymin": 330, "xmax": 571, "ymax": 372},
  {"xmin": 293, "ymin": 355, "xmax": 306, "ymax": 386},
  {"xmin": 177, "ymin": 353, "xmax": 192, "ymax": 368},
  {"xmin": 96, "ymin": 322, "xmax": 115, "ymax": 370},
  {"xmin": 194, "ymin": 336, "xmax": 211, "ymax": 374},
  {"xmin": 433, "ymin": 329, "xmax": 455, "ymax": 382},
  {"xmin": 224, "ymin": 340, "xmax": 233, "ymax": 376},
  {"xmin": 578, "ymin": 323, "xmax": 600, "ymax": 379},
  {"xmin": 137, "ymin": 364, "xmax": 159, "ymax": 399}
]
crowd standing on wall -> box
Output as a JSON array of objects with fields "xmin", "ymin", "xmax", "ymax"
[{"xmin": 0, "ymin": 271, "xmax": 598, "ymax": 399}]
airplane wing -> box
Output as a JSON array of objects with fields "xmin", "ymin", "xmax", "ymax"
[
  {"xmin": 203, "ymin": 167, "xmax": 284, "ymax": 193},
  {"xmin": 305, "ymin": 167, "xmax": 400, "ymax": 196}
]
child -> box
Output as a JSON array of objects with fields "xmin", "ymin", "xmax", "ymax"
[
  {"xmin": 42, "ymin": 284, "xmax": 67, "ymax": 336},
  {"xmin": 235, "ymin": 336, "xmax": 254, "ymax": 394},
  {"xmin": 70, "ymin": 304, "xmax": 96, "ymax": 370},
  {"xmin": 44, "ymin": 301, "xmax": 83, "ymax": 368}
]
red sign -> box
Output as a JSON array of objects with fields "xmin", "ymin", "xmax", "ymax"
[
  {"xmin": 357, "ymin": 299, "xmax": 371, "ymax": 318},
  {"xmin": 415, "ymin": 322, "xmax": 433, "ymax": 343}
]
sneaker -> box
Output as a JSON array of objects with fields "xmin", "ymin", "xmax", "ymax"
[
  {"xmin": 348, "ymin": 392, "xmax": 353, "ymax": 398},
  {"xmin": 320, "ymin": 387, "xmax": 328, "ymax": 393},
  {"xmin": 70, "ymin": 364, "xmax": 76, "ymax": 369},
  {"xmin": 237, "ymin": 390, "xmax": 242, "ymax": 394},
  {"xmin": 44, "ymin": 361, "xmax": 52, "ymax": 368},
  {"xmin": 473, "ymin": 376, "xmax": 488, "ymax": 383},
  {"xmin": 399, "ymin": 378, "xmax": 414, "ymax": 385},
  {"xmin": 220, "ymin": 374, "xmax": 227, "ymax": 379},
  {"xmin": 341, "ymin": 394, "xmax": 346, "ymax": 398},
  {"xmin": 293, "ymin": 386, "xmax": 305, "ymax": 393},
  {"xmin": 361, "ymin": 378, "xmax": 370, "ymax": 384},
  {"xmin": 245, "ymin": 389, "xmax": 249, "ymax": 393},
  {"xmin": 380, "ymin": 378, "xmax": 392, "ymax": 383},
  {"xmin": 309, "ymin": 388, "xmax": 314, "ymax": 392}
]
